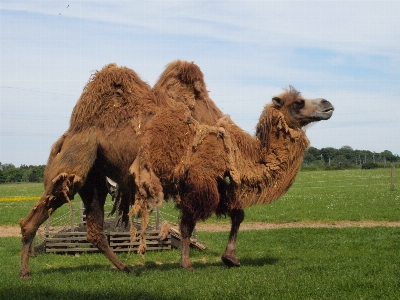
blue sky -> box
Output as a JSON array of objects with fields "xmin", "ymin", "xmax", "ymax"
[{"xmin": 1, "ymin": 1, "xmax": 400, "ymax": 166}]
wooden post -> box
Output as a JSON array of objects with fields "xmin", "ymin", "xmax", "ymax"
[
  {"xmin": 80, "ymin": 201, "xmax": 85, "ymax": 226},
  {"xmin": 70, "ymin": 203, "xmax": 74, "ymax": 232},
  {"xmin": 390, "ymin": 164, "xmax": 395, "ymax": 191},
  {"xmin": 44, "ymin": 218, "xmax": 50, "ymax": 253},
  {"xmin": 46, "ymin": 219, "xmax": 50, "ymax": 236},
  {"xmin": 155, "ymin": 208, "xmax": 160, "ymax": 230}
]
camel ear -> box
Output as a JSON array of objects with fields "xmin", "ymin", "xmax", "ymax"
[{"xmin": 272, "ymin": 96, "xmax": 283, "ymax": 107}]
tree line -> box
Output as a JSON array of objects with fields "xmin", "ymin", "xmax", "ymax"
[
  {"xmin": 303, "ymin": 146, "xmax": 399, "ymax": 170},
  {"xmin": 0, "ymin": 146, "xmax": 398, "ymax": 183},
  {"xmin": 0, "ymin": 163, "xmax": 45, "ymax": 183}
]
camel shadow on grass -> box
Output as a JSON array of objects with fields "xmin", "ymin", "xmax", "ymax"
[{"xmin": 37, "ymin": 254, "xmax": 279, "ymax": 277}]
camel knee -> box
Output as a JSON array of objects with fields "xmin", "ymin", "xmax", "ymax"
[
  {"xmin": 87, "ymin": 231, "xmax": 106, "ymax": 247},
  {"xmin": 229, "ymin": 208, "xmax": 244, "ymax": 222},
  {"xmin": 20, "ymin": 224, "xmax": 36, "ymax": 243}
]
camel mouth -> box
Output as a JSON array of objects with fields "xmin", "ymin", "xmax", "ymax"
[
  {"xmin": 313, "ymin": 106, "xmax": 334, "ymax": 121},
  {"xmin": 322, "ymin": 107, "xmax": 334, "ymax": 114}
]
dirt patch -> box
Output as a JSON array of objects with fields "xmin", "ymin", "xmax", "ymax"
[
  {"xmin": 3, "ymin": 221, "xmax": 400, "ymax": 237},
  {"xmin": 195, "ymin": 221, "xmax": 400, "ymax": 232},
  {"xmin": 0, "ymin": 226, "xmax": 21, "ymax": 237}
]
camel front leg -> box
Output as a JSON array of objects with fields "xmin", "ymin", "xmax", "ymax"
[
  {"xmin": 20, "ymin": 194, "xmax": 66, "ymax": 279},
  {"xmin": 80, "ymin": 177, "xmax": 130, "ymax": 273},
  {"xmin": 221, "ymin": 208, "xmax": 244, "ymax": 267},
  {"xmin": 179, "ymin": 210, "xmax": 196, "ymax": 270}
]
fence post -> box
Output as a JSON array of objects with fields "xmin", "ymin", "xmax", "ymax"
[
  {"xmin": 156, "ymin": 208, "xmax": 160, "ymax": 230},
  {"xmin": 80, "ymin": 201, "xmax": 85, "ymax": 226},
  {"xmin": 70, "ymin": 203, "xmax": 74, "ymax": 232},
  {"xmin": 390, "ymin": 164, "xmax": 395, "ymax": 191}
]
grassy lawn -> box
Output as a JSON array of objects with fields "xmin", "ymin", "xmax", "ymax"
[
  {"xmin": 1, "ymin": 168, "xmax": 399, "ymax": 299},
  {"xmin": 243, "ymin": 168, "xmax": 400, "ymax": 223},
  {"xmin": 1, "ymin": 227, "xmax": 399, "ymax": 299}
]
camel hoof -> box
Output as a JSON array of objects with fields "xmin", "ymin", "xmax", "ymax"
[
  {"xmin": 180, "ymin": 262, "xmax": 194, "ymax": 271},
  {"xmin": 221, "ymin": 254, "xmax": 241, "ymax": 267},
  {"xmin": 122, "ymin": 265, "xmax": 131, "ymax": 273},
  {"xmin": 20, "ymin": 273, "xmax": 32, "ymax": 280}
]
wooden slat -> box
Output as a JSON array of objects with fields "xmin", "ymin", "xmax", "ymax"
[
  {"xmin": 113, "ymin": 246, "xmax": 171, "ymax": 252},
  {"xmin": 46, "ymin": 242, "xmax": 93, "ymax": 247},
  {"xmin": 110, "ymin": 240, "xmax": 171, "ymax": 244},
  {"xmin": 46, "ymin": 237, "xmax": 88, "ymax": 242},
  {"xmin": 46, "ymin": 231, "xmax": 87, "ymax": 236},
  {"xmin": 110, "ymin": 235, "xmax": 162, "ymax": 241},
  {"xmin": 46, "ymin": 248, "xmax": 99, "ymax": 253},
  {"xmin": 44, "ymin": 230, "xmax": 172, "ymax": 253}
]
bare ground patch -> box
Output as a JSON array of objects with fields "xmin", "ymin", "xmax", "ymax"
[
  {"xmin": 0, "ymin": 226, "xmax": 22, "ymax": 237},
  {"xmin": 195, "ymin": 221, "xmax": 400, "ymax": 232},
  {"xmin": 2, "ymin": 221, "xmax": 400, "ymax": 237}
]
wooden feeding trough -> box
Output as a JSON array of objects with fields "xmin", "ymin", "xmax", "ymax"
[
  {"xmin": 43, "ymin": 202, "xmax": 172, "ymax": 254},
  {"xmin": 42, "ymin": 203, "xmax": 205, "ymax": 254},
  {"xmin": 40, "ymin": 178, "xmax": 206, "ymax": 254}
]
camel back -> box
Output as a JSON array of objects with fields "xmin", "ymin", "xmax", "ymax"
[{"xmin": 70, "ymin": 63, "xmax": 158, "ymax": 132}]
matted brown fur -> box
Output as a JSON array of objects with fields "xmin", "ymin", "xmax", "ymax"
[
  {"xmin": 42, "ymin": 63, "xmax": 161, "ymax": 208},
  {"xmin": 137, "ymin": 87, "xmax": 330, "ymax": 222},
  {"xmin": 70, "ymin": 63, "xmax": 159, "ymax": 132},
  {"xmin": 153, "ymin": 60, "xmax": 223, "ymax": 125}
]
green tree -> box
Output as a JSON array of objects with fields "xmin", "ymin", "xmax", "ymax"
[
  {"xmin": 338, "ymin": 146, "xmax": 354, "ymax": 161},
  {"xmin": 381, "ymin": 150, "xmax": 398, "ymax": 162},
  {"xmin": 320, "ymin": 147, "xmax": 337, "ymax": 164},
  {"xmin": 28, "ymin": 169, "xmax": 40, "ymax": 182},
  {"xmin": 0, "ymin": 170, "xmax": 5, "ymax": 183},
  {"xmin": 4, "ymin": 167, "xmax": 23, "ymax": 182}
]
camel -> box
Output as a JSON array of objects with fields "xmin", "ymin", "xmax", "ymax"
[
  {"xmin": 19, "ymin": 60, "xmax": 334, "ymax": 278},
  {"xmin": 19, "ymin": 60, "xmax": 222, "ymax": 279},
  {"xmin": 134, "ymin": 86, "xmax": 334, "ymax": 270}
]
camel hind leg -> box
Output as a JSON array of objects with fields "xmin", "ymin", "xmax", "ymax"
[
  {"xmin": 20, "ymin": 130, "xmax": 98, "ymax": 279},
  {"xmin": 19, "ymin": 173, "xmax": 83, "ymax": 279},
  {"xmin": 79, "ymin": 171, "xmax": 130, "ymax": 273}
]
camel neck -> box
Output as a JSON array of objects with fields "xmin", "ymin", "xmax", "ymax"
[{"xmin": 238, "ymin": 107, "xmax": 310, "ymax": 207}]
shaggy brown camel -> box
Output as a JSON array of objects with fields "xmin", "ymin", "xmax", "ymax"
[
  {"xmin": 19, "ymin": 60, "xmax": 222, "ymax": 279},
  {"xmin": 135, "ymin": 86, "xmax": 334, "ymax": 270}
]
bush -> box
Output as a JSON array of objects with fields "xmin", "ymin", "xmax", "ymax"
[{"xmin": 361, "ymin": 162, "xmax": 379, "ymax": 169}]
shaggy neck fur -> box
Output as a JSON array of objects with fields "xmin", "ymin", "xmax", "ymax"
[{"xmin": 231, "ymin": 104, "xmax": 310, "ymax": 208}]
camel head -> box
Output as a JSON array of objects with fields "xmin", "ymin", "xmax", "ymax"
[{"xmin": 272, "ymin": 86, "xmax": 334, "ymax": 128}]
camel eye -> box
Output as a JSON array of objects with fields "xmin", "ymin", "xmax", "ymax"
[{"xmin": 295, "ymin": 100, "xmax": 305, "ymax": 109}]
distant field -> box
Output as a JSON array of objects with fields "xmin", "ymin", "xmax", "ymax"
[
  {"xmin": 243, "ymin": 168, "xmax": 400, "ymax": 223},
  {"xmin": 0, "ymin": 168, "xmax": 399, "ymax": 226},
  {"xmin": 0, "ymin": 182, "xmax": 43, "ymax": 198}
]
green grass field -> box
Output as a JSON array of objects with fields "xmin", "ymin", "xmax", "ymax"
[
  {"xmin": 1, "ymin": 169, "xmax": 399, "ymax": 299},
  {"xmin": 1, "ymin": 168, "xmax": 398, "ymax": 226}
]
